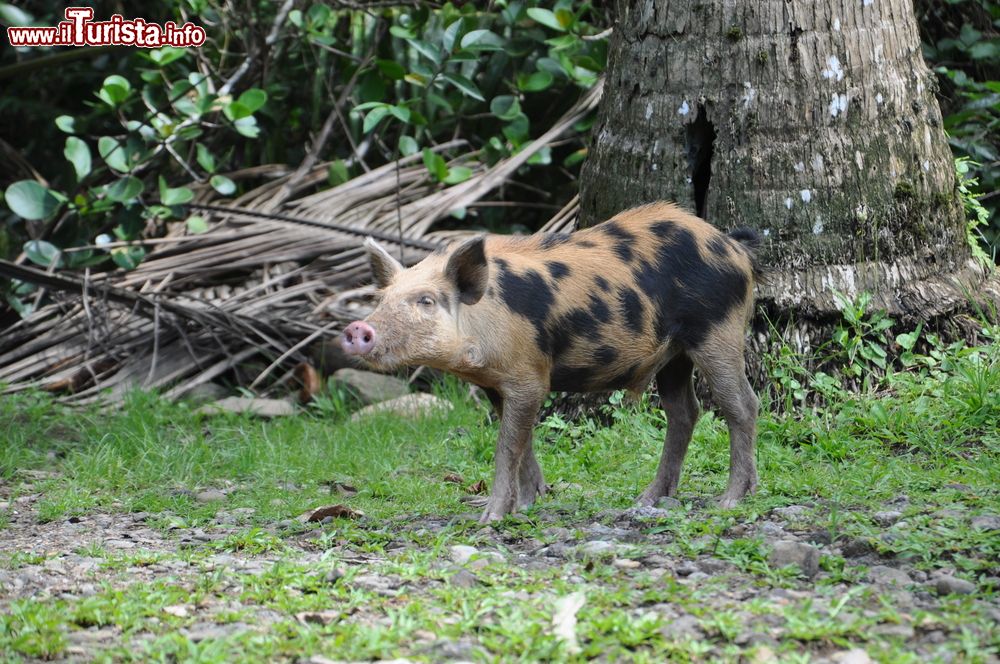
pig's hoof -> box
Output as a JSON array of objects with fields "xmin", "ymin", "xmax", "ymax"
[
  {"xmin": 635, "ymin": 484, "xmax": 675, "ymax": 508},
  {"xmin": 478, "ymin": 509, "xmax": 508, "ymax": 524},
  {"xmin": 717, "ymin": 496, "xmax": 740, "ymax": 509}
]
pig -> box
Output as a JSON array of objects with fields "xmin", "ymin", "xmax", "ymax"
[{"xmin": 341, "ymin": 201, "xmax": 762, "ymax": 522}]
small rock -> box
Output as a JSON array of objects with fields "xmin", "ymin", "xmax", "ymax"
[
  {"xmin": 446, "ymin": 567, "xmax": 479, "ymax": 588},
  {"xmin": 577, "ymin": 540, "xmax": 615, "ymax": 558},
  {"xmin": 619, "ymin": 505, "xmax": 671, "ymax": 522},
  {"xmin": 867, "ymin": 565, "xmax": 911, "ymax": 587},
  {"xmin": 802, "ymin": 530, "xmax": 832, "ymax": 545},
  {"xmin": 872, "ymin": 622, "xmax": 915, "ymax": 639},
  {"xmin": 323, "ymin": 569, "xmax": 345, "ymax": 585},
  {"xmin": 184, "ymin": 382, "xmax": 229, "ymax": 405},
  {"xmin": 468, "ymin": 551, "xmax": 504, "ymax": 570},
  {"xmin": 749, "ymin": 645, "xmax": 777, "ymax": 663},
  {"xmin": 613, "ymin": 558, "xmax": 641, "ymax": 569},
  {"xmin": 642, "ymin": 554, "xmax": 670, "ymax": 567},
  {"xmin": 660, "ymin": 614, "xmax": 703, "ymax": 640},
  {"xmin": 195, "ymin": 489, "xmax": 226, "ymax": 503},
  {"xmin": 841, "ymin": 538, "xmax": 875, "ymax": 558},
  {"xmin": 698, "ymin": 558, "xmax": 733, "ymax": 574},
  {"xmin": 332, "ymin": 368, "xmax": 409, "ymax": 404},
  {"xmin": 944, "ymin": 482, "xmax": 971, "ymax": 492},
  {"xmin": 934, "ymin": 574, "xmax": 976, "ymax": 595},
  {"xmin": 827, "ymin": 649, "xmax": 873, "ymax": 664},
  {"xmin": 772, "ymin": 505, "xmax": 809, "ymax": 520},
  {"xmin": 768, "ymin": 541, "xmax": 819, "ymax": 578},
  {"xmin": 656, "ymin": 496, "xmax": 682, "ymax": 509},
  {"xmin": 873, "ymin": 510, "xmax": 903, "ymax": 526},
  {"xmin": 198, "ymin": 397, "xmax": 296, "ymax": 418},
  {"xmin": 885, "ymin": 494, "xmax": 909, "ymax": 506},
  {"xmin": 674, "ymin": 561, "xmax": 699, "ymax": 577},
  {"xmin": 971, "ymin": 515, "xmax": 1000, "ymax": 532},
  {"xmin": 450, "ymin": 545, "xmax": 479, "ymax": 565},
  {"xmin": 685, "ymin": 571, "xmax": 709, "ymax": 582},
  {"xmin": 758, "ymin": 522, "xmax": 786, "ymax": 539},
  {"xmin": 350, "ymin": 393, "xmax": 452, "ymax": 421}
]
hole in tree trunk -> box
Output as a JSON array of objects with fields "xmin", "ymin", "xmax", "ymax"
[{"xmin": 685, "ymin": 104, "xmax": 716, "ymax": 219}]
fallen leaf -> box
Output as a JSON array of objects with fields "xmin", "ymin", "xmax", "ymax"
[
  {"xmin": 298, "ymin": 504, "xmax": 364, "ymax": 523},
  {"xmin": 320, "ymin": 480, "xmax": 358, "ymax": 496},
  {"xmin": 163, "ymin": 605, "xmax": 190, "ymax": 618},
  {"xmin": 443, "ymin": 473, "xmax": 464, "ymax": 484},
  {"xmin": 295, "ymin": 362, "xmax": 323, "ymax": 404},
  {"xmin": 551, "ymin": 592, "xmax": 586, "ymax": 654},
  {"xmin": 465, "ymin": 480, "xmax": 487, "ymax": 495},
  {"xmin": 296, "ymin": 610, "xmax": 341, "ymax": 626}
]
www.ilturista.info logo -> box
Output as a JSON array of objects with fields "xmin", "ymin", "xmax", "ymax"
[{"xmin": 6, "ymin": 7, "xmax": 206, "ymax": 48}]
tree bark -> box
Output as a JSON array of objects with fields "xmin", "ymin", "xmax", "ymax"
[{"xmin": 580, "ymin": 0, "xmax": 995, "ymax": 321}]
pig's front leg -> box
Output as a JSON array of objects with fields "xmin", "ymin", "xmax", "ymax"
[
  {"xmin": 480, "ymin": 391, "xmax": 544, "ymax": 523},
  {"xmin": 483, "ymin": 388, "xmax": 546, "ymax": 511}
]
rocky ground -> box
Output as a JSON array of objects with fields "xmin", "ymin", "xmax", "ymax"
[{"xmin": 3, "ymin": 476, "xmax": 998, "ymax": 663}]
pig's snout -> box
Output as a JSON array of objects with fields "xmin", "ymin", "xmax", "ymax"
[{"xmin": 342, "ymin": 321, "xmax": 377, "ymax": 356}]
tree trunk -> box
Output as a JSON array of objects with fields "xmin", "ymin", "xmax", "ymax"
[{"xmin": 580, "ymin": 0, "xmax": 995, "ymax": 322}]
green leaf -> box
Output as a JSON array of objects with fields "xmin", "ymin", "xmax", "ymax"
[
  {"xmin": 98, "ymin": 136, "xmax": 130, "ymax": 173},
  {"xmin": 460, "ymin": 29, "xmax": 504, "ymax": 51},
  {"xmin": 233, "ymin": 116, "xmax": 259, "ymax": 138},
  {"xmin": 64, "ymin": 137, "xmax": 91, "ymax": 181},
  {"xmin": 196, "ymin": 143, "xmax": 216, "ymax": 173},
  {"xmin": 159, "ymin": 177, "xmax": 194, "ymax": 206},
  {"xmin": 328, "ymin": 160, "xmax": 350, "ymax": 186},
  {"xmin": 442, "ymin": 73, "xmax": 484, "ymax": 101},
  {"xmin": 555, "ymin": 8, "xmax": 575, "ymax": 30},
  {"xmin": 443, "ymin": 166, "xmax": 473, "ymax": 184},
  {"xmin": 407, "ymin": 39, "xmax": 443, "ymax": 64},
  {"xmin": 517, "ymin": 70, "xmax": 554, "ymax": 92},
  {"xmin": 111, "ymin": 245, "xmax": 146, "ymax": 270},
  {"xmin": 98, "ymin": 74, "xmax": 132, "ymax": 107},
  {"xmin": 55, "ymin": 115, "xmax": 76, "ymax": 134},
  {"xmin": 107, "ymin": 176, "xmax": 142, "ymax": 202},
  {"xmin": 526, "ymin": 8, "xmax": 565, "ymax": 31},
  {"xmin": 388, "ymin": 105, "xmax": 411, "ymax": 123},
  {"xmin": 422, "ymin": 148, "xmax": 448, "ymax": 182},
  {"xmin": 490, "ymin": 95, "xmax": 522, "ymax": 120},
  {"xmin": 398, "ymin": 135, "xmax": 419, "ymax": 157},
  {"xmin": 363, "ymin": 106, "xmax": 390, "ymax": 133},
  {"xmin": 5, "ymin": 180, "xmax": 61, "ymax": 220},
  {"xmin": 442, "ymin": 18, "xmax": 464, "ymax": 53},
  {"xmin": 23, "ymin": 240, "xmax": 62, "ymax": 268},
  {"xmin": 186, "ymin": 216, "xmax": 209, "ymax": 234},
  {"xmin": 376, "ymin": 59, "xmax": 405, "ymax": 80},
  {"xmin": 237, "ymin": 88, "xmax": 268, "ymax": 113},
  {"xmin": 223, "ymin": 101, "xmax": 252, "ymax": 121},
  {"xmin": 149, "ymin": 46, "xmax": 186, "ymax": 66},
  {"xmin": 210, "ymin": 174, "xmax": 236, "ymax": 196}
]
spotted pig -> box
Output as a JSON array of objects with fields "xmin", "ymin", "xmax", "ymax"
[{"xmin": 342, "ymin": 201, "xmax": 762, "ymax": 522}]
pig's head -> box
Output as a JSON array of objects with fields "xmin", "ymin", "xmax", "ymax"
[{"xmin": 341, "ymin": 236, "xmax": 489, "ymax": 372}]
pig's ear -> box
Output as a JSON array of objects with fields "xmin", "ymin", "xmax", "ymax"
[
  {"xmin": 445, "ymin": 236, "xmax": 488, "ymax": 305},
  {"xmin": 364, "ymin": 237, "xmax": 403, "ymax": 288}
]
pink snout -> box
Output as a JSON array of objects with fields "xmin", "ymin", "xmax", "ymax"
[{"xmin": 341, "ymin": 321, "xmax": 377, "ymax": 356}]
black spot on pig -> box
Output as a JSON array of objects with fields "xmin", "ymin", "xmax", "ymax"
[
  {"xmin": 588, "ymin": 294, "xmax": 611, "ymax": 323},
  {"xmin": 550, "ymin": 364, "xmax": 595, "ymax": 392},
  {"xmin": 540, "ymin": 234, "xmax": 571, "ymax": 250},
  {"xmin": 633, "ymin": 225, "xmax": 749, "ymax": 348},
  {"xmin": 546, "ymin": 261, "xmax": 571, "ymax": 280},
  {"xmin": 613, "ymin": 242, "xmax": 634, "ymax": 263},
  {"xmin": 595, "ymin": 345, "xmax": 618, "ymax": 364},
  {"xmin": 576, "ymin": 239, "xmax": 597, "ymax": 248},
  {"xmin": 605, "ymin": 362, "xmax": 643, "ymax": 390},
  {"xmin": 594, "ymin": 276, "xmax": 610, "ymax": 292},
  {"xmin": 707, "ymin": 235, "xmax": 730, "ymax": 257},
  {"xmin": 618, "ymin": 287, "xmax": 645, "ymax": 334},
  {"xmin": 497, "ymin": 266, "xmax": 554, "ymax": 342},
  {"xmin": 538, "ymin": 308, "xmax": 599, "ymax": 358},
  {"xmin": 603, "ymin": 220, "xmax": 636, "ymax": 243}
]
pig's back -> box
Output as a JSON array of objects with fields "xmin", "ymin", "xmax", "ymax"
[{"xmin": 478, "ymin": 202, "xmax": 757, "ymax": 393}]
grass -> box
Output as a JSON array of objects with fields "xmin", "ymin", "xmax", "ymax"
[{"xmin": 1, "ymin": 313, "xmax": 999, "ymax": 661}]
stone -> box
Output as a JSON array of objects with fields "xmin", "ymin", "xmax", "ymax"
[
  {"xmin": 772, "ymin": 505, "xmax": 809, "ymax": 519},
  {"xmin": 873, "ymin": 510, "xmax": 903, "ymax": 526},
  {"xmin": 674, "ymin": 561, "xmax": 699, "ymax": 577},
  {"xmin": 350, "ymin": 393, "xmax": 452, "ymax": 422},
  {"xmin": 768, "ymin": 541, "xmax": 820, "ymax": 578},
  {"xmin": 332, "ymin": 368, "xmax": 409, "ymax": 404},
  {"xmin": 184, "ymin": 382, "xmax": 229, "ymax": 405},
  {"xmin": 445, "ymin": 567, "xmax": 479, "ymax": 588},
  {"xmin": 841, "ymin": 538, "xmax": 875, "ymax": 558},
  {"xmin": 934, "ymin": 574, "xmax": 976, "ymax": 595},
  {"xmin": 577, "ymin": 540, "xmax": 615, "ymax": 558},
  {"xmin": 449, "ymin": 545, "xmax": 478, "ymax": 565},
  {"xmin": 660, "ymin": 614, "xmax": 703, "ymax": 640},
  {"xmin": 656, "ymin": 496, "xmax": 682, "ymax": 509},
  {"xmin": 613, "ymin": 558, "xmax": 641, "ymax": 569},
  {"xmin": 867, "ymin": 565, "xmax": 911, "ymax": 587},
  {"xmin": 198, "ymin": 397, "xmax": 296, "ymax": 418},
  {"xmin": 872, "ymin": 622, "xmax": 915, "ymax": 639},
  {"xmin": 971, "ymin": 515, "xmax": 1000, "ymax": 531},
  {"xmin": 195, "ymin": 489, "xmax": 226, "ymax": 503},
  {"xmin": 827, "ymin": 649, "xmax": 873, "ymax": 664},
  {"xmin": 758, "ymin": 522, "xmax": 786, "ymax": 539}
]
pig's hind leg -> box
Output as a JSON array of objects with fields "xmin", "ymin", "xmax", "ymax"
[
  {"xmin": 690, "ymin": 332, "xmax": 759, "ymax": 508},
  {"xmin": 637, "ymin": 354, "xmax": 701, "ymax": 506}
]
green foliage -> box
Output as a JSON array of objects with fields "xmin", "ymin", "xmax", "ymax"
[
  {"xmin": 919, "ymin": 0, "xmax": 1000, "ymax": 253},
  {"xmin": 956, "ymin": 156, "xmax": 995, "ymax": 266}
]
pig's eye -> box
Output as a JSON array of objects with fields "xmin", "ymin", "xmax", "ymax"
[{"xmin": 416, "ymin": 295, "xmax": 435, "ymax": 307}]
